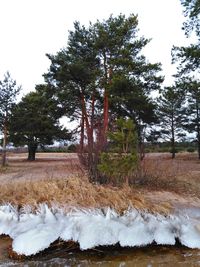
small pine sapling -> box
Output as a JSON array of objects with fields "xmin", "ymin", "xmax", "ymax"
[{"xmin": 98, "ymin": 118, "xmax": 138, "ymax": 186}]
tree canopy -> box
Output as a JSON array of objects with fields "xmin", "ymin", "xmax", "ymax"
[
  {"xmin": 0, "ymin": 72, "xmax": 21, "ymax": 130},
  {"xmin": 180, "ymin": 0, "xmax": 200, "ymax": 36},
  {"xmin": 0, "ymin": 72, "xmax": 21, "ymax": 166},
  {"xmin": 43, "ymin": 14, "xmax": 163, "ymax": 178},
  {"xmin": 9, "ymin": 90, "xmax": 71, "ymax": 160},
  {"xmin": 157, "ymin": 86, "xmax": 187, "ymax": 158},
  {"xmin": 172, "ymin": 0, "xmax": 200, "ymax": 75}
]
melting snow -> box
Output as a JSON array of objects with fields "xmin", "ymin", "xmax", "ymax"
[{"xmin": 0, "ymin": 204, "xmax": 200, "ymax": 256}]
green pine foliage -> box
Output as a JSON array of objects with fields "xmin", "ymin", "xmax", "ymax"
[
  {"xmin": 0, "ymin": 72, "xmax": 21, "ymax": 131},
  {"xmin": 172, "ymin": 1, "xmax": 200, "ymax": 158},
  {"xmin": 98, "ymin": 118, "xmax": 138, "ymax": 185},
  {"xmin": 0, "ymin": 72, "xmax": 21, "ymax": 166},
  {"xmin": 44, "ymin": 14, "xmax": 163, "ymax": 135},
  {"xmin": 181, "ymin": 79, "xmax": 200, "ymax": 158},
  {"xmin": 180, "ymin": 0, "xmax": 200, "ymax": 36},
  {"xmin": 8, "ymin": 91, "xmax": 71, "ymax": 160},
  {"xmin": 157, "ymin": 86, "xmax": 187, "ymax": 158}
]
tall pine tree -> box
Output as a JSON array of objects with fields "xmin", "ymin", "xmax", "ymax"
[
  {"xmin": 0, "ymin": 72, "xmax": 21, "ymax": 166},
  {"xmin": 157, "ymin": 86, "xmax": 187, "ymax": 158},
  {"xmin": 172, "ymin": 0, "xmax": 200, "ymax": 158},
  {"xmin": 9, "ymin": 91, "xmax": 70, "ymax": 160},
  {"xmin": 44, "ymin": 14, "xmax": 163, "ymax": 181}
]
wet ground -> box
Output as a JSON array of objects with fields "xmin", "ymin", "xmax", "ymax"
[{"xmin": 0, "ymin": 236, "xmax": 200, "ymax": 267}]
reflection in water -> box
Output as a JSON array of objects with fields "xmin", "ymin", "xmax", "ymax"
[{"xmin": 1, "ymin": 242, "xmax": 200, "ymax": 267}]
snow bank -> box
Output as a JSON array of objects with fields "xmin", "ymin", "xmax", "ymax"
[{"xmin": 0, "ymin": 204, "xmax": 200, "ymax": 256}]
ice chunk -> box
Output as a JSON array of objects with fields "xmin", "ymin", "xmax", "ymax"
[{"xmin": 0, "ymin": 204, "xmax": 200, "ymax": 256}]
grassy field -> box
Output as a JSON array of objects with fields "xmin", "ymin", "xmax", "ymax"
[
  {"xmin": 0, "ymin": 152, "xmax": 200, "ymax": 214},
  {"xmin": 140, "ymin": 152, "xmax": 200, "ymax": 195}
]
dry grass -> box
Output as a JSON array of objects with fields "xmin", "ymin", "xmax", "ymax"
[
  {"xmin": 1, "ymin": 152, "xmax": 200, "ymax": 214},
  {"xmin": 0, "ymin": 152, "xmax": 174, "ymax": 214},
  {"xmin": 135, "ymin": 152, "xmax": 200, "ymax": 197},
  {"xmin": 0, "ymin": 175, "xmax": 149, "ymax": 212}
]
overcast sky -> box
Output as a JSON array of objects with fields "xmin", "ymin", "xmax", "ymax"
[{"xmin": 0, "ymin": 0, "xmax": 194, "ymax": 96}]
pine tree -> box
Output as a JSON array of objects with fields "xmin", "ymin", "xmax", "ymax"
[
  {"xmin": 0, "ymin": 72, "xmax": 21, "ymax": 166},
  {"xmin": 181, "ymin": 79, "xmax": 200, "ymax": 158},
  {"xmin": 98, "ymin": 118, "xmax": 138, "ymax": 186},
  {"xmin": 9, "ymin": 91, "xmax": 70, "ymax": 160},
  {"xmin": 44, "ymin": 14, "xmax": 163, "ymax": 181},
  {"xmin": 180, "ymin": 0, "xmax": 200, "ymax": 36},
  {"xmin": 172, "ymin": 0, "xmax": 200, "ymax": 158},
  {"xmin": 157, "ymin": 86, "xmax": 187, "ymax": 158}
]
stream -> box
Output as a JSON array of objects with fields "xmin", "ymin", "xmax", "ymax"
[
  {"xmin": 0, "ymin": 236, "xmax": 200, "ymax": 267},
  {"xmin": 1, "ymin": 205, "xmax": 200, "ymax": 266}
]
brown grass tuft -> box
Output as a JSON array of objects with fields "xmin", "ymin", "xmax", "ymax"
[
  {"xmin": 0, "ymin": 175, "xmax": 166, "ymax": 213},
  {"xmin": 133, "ymin": 153, "xmax": 200, "ymax": 197},
  {"xmin": 1, "ymin": 152, "xmax": 200, "ymax": 214}
]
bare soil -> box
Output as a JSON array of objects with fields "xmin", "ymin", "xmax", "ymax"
[
  {"xmin": 0, "ymin": 235, "xmax": 12, "ymax": 261},
  {"xmin": 0, "ymin": 152, "xmax": 82, "ymax": 182},
  {"xmin": 0, "ymin": 152, "xmax": 200, "ymax": 213}
]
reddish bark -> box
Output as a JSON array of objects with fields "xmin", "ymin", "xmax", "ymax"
[
  {"xmin": 80, "ymin": 113, "xmax": 85, "ymax": 153},
  {"xmin": 2, "ymin": 110, "xmax": 8, "ymax": 167},
  {"xmin": 102, "ymin": 90, "xmax": 109, "ymax": 144},
  {"xmin": 2, "ymin": 121, "xmax": 7, "ymax": 166},
  {"xmin": 90, "ymin": 93, "xmax": 95, "ymax": 148},
  {"xmin": 80, "ymin": 93, "xmax": 93, "ymax": 150},
  {"xmin": 102, "ymin": 67, "xmax": 112, "ymax": 146}
]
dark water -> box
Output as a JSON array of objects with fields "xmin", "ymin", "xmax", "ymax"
[{"xmin": 1, "ymin": 238, "xmax": 200, "ymax": 267}]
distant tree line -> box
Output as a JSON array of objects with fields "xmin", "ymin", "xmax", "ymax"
[{"xmin": 0, "ymin": 0, "xmax": 199, "ymax": 185}]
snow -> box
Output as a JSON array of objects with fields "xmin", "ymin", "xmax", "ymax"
[{"xmin": 0, "ymin": 204, "xmax": 200, "ymax": 256}]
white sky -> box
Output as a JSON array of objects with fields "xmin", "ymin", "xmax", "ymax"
[{"xmin": 0, "ymin": 0, "xmax": 195, "ymax": 96}]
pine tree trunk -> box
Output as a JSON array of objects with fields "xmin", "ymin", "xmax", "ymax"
[
  {"xmin": 171, "ymin": 129, "xmax": 175, "ymax": 159},
  {"xmin": 28, "ymin": 143, "xmax": 37, "ymax": 161},
  {"xmin": 171, "ymin": 116, "xmax": 175, "ymax": 159},
  {"xmin": 101, "ymin": 53, "xmax": 110, "ymax": 150},
  {"xmin": 103, "ymin": 90, "xmax": 109, "ymax": 146},
  {"xmin": 125, "ymin": 176, "xmax": 129, "ymax": 187},
  {"xmin": 80, "ymin": 93, "xmax": 95, "ymax": 178},
  {"xmin": 198, "ymin": 139, "xmax": 200, "ymax": 160},
  {"xmin": 139, "ymin": 142, "xmax": 145, "ymax": 160},
  {"xmin": 80, "ymin": 113, "xmax": 84, "ymax": 153},
  {"xmin": 196, "ymin": 103, "xmax": 200, "ymax": 159},
  {"xmin": 81, "ymin": 93, "xmax": 93, "ymax": 150},
  {"xmin": 197, "ymin": 123, "xmax": 200, "ymax": 160},
  {"xmin": 138, "ymin": 123, "xmax": 145, "ymax": 160},
  {"xmin": 2, "ymin": 122, "xmax": 7, "ymax": 167},
  {"xmin": 91, "ymin": 93, "xmax": 95, "ymax": 147}
]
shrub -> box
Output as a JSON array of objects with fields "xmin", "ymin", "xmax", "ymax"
[
  {"xmin": 67, "ymin": 144, "xmax": 77, "ymax": 152},
  {"xmin": 187, "ymin": 147, "xmax": 195, "ymax": 153},
  {"xmin": 98, "ymin": 118, "xmax": 138, "ymax": 186}
]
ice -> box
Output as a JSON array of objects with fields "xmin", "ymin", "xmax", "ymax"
[
  {"xmin": 0, "ymin": 205, "xmax": 18, "ymax": 236},
  {"xmin": 179, "ymin": 222, "xmax": 200, "ymax": 248},
  {"xmin": 0, "ymin": 204, "xmax": 200, "ymax": 256},
  {"xmin": 12, "ymin": 205, "xmax": 65, "ymax": 255}
]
